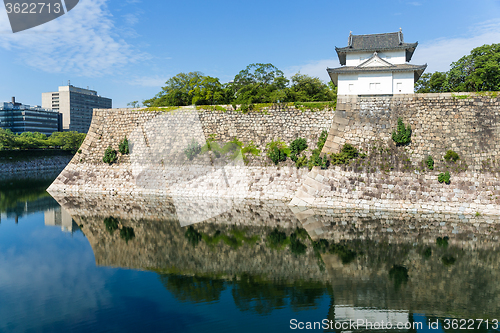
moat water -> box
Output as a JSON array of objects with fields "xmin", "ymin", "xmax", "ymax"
[{"xmin": 1, "ymin": 171, "xmax": 499, "ymax": 332}]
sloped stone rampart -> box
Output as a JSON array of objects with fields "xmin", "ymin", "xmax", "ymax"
[{"xmin": 49, "ymin": 106, "xmax": 332, "ymax": 200}]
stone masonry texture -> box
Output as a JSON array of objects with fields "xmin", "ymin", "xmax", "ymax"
[{"xmin": 49, "ymin": 94, "xmax": 500, "ymax": 216}]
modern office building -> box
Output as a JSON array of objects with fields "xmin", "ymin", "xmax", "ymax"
[
  {"xmin": 0, "ymin": 97, "xmax": 62, "ymax": 135},
  {"xmin": 42, "ymin": 84, "xmax": 112, "ymax": 133}
]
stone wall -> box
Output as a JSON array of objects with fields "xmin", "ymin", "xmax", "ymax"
[
  {"xmin": 333, "ymin": 92, "xmax": 500, "ymax": 167},
  {"xmin": 291, "ymin": 93, "xmax": 500, "ymax": 216},
  {"xmin": 48, "ymin": 106, "xmax": 332, "ymax": 200},
  {"xmin": 0, "ymin": 155, "xmax": 72, "ymax": 174},
  {"xmin": 49, "ymin": 94, "xmax": 500, "ymax": 216}
]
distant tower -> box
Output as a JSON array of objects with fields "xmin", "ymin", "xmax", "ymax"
[{"xmin": 41, "ymin": 84, "xmax": 112, "ymax": 133}]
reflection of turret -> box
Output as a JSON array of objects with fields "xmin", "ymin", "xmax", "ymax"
[{"xmin": 44, "ymin": 206, "xmax": 76, "ymax": 232}]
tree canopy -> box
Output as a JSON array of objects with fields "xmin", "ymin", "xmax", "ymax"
[
  {"xmin": 0, "ymin": 129, "xmax": 85, "ymax": 152},
  {"xmin": 143, "ymin": 63, "xmax": 336, "ymax": 107},
  {"xmin": 415, "ymin": 43, "xmax": 500, "ymax": 93}
]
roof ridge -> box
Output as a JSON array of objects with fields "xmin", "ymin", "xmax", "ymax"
[{"xmin": 351, "ymin": 31, "xmax": 400, "ymax": 37}]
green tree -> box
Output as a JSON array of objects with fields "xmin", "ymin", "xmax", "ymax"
[
  {"xmin": 288, "ymin": 73, "xmax": 336, "ymax": 102},
  {"xmin": 143, "ymin": 71, "xmax": 205, "ymax": 107},
  {"xmin": 415, "ymin": 72, "xmax": 448, "ymax": 93},
  {"xmin": 48, "ymin": 132, "xmax": 86, "ymax": 152},
  {"xmin": 447, "ymin": 43, "xmax": 500, "ymax": 92},
  {"xmin": 232, "ymin": 63, "xmax": 289, "ymax": 104},
  {"xmin": 127, "ymin": 101, "xmax": 139, "ymax": 108},
  {"xmin": 0, "ymin": 129, "xmax": 15, "ymax": 150},
  {"xmin": 190, "ymin": 76, "xmax": 225, "ymax": 105}
]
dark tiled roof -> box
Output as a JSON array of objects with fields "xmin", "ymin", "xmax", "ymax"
[
  {"xmin": 335, "ymin": 31, "xmax": 418, "ymax": 65},
  {"xmin": 327, "ymin": 64, "xmax": 427, "ymax": 85}
]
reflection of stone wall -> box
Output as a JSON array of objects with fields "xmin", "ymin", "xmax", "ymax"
[
  {"xmin": 325, "ymin": 242, "xmax": 500, "ymax": 318},
  {"xmin": 293, "ymin": 206, "xmax": 500, "ymax": 247},
  {"xmin": 55, "ymin": 194, "xmax": 500, "ymax": 318},
  {"xmin": 73, "ymin": 213, "xmax": 325, "ymax": 283},
  {"xmin": 55, "ymin": 193, "xmax": 500, "ymax": 248}
]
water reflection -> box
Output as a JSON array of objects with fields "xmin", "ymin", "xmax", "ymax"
[{"xmin": 50, "ymin": 193, "xmax": 500, "ymax": 328}]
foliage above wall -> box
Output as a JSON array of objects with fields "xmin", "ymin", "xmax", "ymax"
[
  {"xmin": 142, "ymin": 63, "xmax": 336, "ymax": 107},
  {"xmin": 415, "ymin": 43, "xmax": 500, "ymax": 93}
]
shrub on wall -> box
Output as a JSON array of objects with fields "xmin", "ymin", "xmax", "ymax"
[
  {"xmin": 438, "ymin": 171, "xmax": 451, "ymax": 184},
  {"xmin": 103, "ymin": 146, "xmax": 117, "ymax": 164},
  {"xmin": 184, "ymin": 139, "xmax": 202, "ymax": 160},
  {"xmin": 317, "ymin": 130, "xmax": 328, "ymax": 151},
  {"xmin": 185, "ymin": 226, "xmax": 202, "ymax": 247},
  {"xmin": 308, "ymin": 130, "xmax": 329, "ymax": 169},
  {"xmin": 295, "ymin": 155, "xmax": 308, "ymax": 168},
  {"xmin": 392, "ymin": 118, "xmax": 412, "ymax": 146},
  {"xmin": 222, "ymin": 137, "xmax": 261, "ymax": 165},
  {"xmin": 425, "ymin": 155, "xmax": 434, "ymax": 170},
  {"xmin": 289, "ymin": 137, "xmax": 308, "ymax": 163},
  {"xmin": 267, "ymin": 228, "xmax": 287, "ymax": 248},
  {"xmin": 240, "ymin": 141, "xmax": 261, "ymax": 165},
  {"xmin": 444, "ymin": 150, "xmax": 459, "ymax": 162},
  {"xmin": 330, "ymin": 143, "xmax": 363, "ymax": 165},
  {"xmin": 266, "ymin": 139, "xmax": 289, "ymax": 165},
  {"xmin": 119, "ymin": 137, "xmax": 129, "ymax": 155}
]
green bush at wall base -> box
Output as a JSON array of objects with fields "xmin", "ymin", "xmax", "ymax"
[
  {"xmin": 317, "ymin": 130, "xmax": 328, "ymax": 151},
  {"xmin": 392, "ymin": 118, "xmax": 412, "ymax": 146},
  {"xmin": 103, "ymin": 146, "xmax": 117, "ymax": 164},
  {"xmin": 330, "ymin": 143, "xmax": 362, "ymax": 165},
  {"xmin": 289, "ymin": 230, "xmax": 307, "ymax": 255},
  {"xmin": 307, "ymin": 130, "xmax": 329, "ymax": 170},
  {"xmin": 437, "ymin": 236, "xmax": 449, "ymax": 248},
  {"xmin": 438, "ymin": 171, "xmax": 451, "ymax": 184},
  {"xmin": 444, "ymin": 150, "xmax": 459, "ymax": 162},
  {"xmin": 290, "ymin": 138, "xmax": 308, "ymax": 156},
  {"xmin": 295, "ymin": 156, "xmax": 308, "ymax": 168},
  {"xmin": 267, "ymin": 228, "xmax": 287, "ymax": 248}
]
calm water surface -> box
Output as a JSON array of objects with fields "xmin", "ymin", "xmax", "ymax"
[{"xmin": 1, "ymin": 171, "xmax": 500, "ymax": 332}]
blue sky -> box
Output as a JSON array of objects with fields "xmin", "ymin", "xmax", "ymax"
[{"xmin": 0, "ymin": 0, "xmax": 500, "ymax": 108}]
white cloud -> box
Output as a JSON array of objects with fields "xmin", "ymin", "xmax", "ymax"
[
  {"xmin": 123, "ymin": 13, "xmax": 139, "ymax": 26},
  {"xmin": 283, "ymin": 58, "xmax": 338, "ymax": 83},
  {"xmin": 407, "ymin": 2, "xmax": 422, "ymax": 6},
  {"xmin": 412, "ymin": 19, "xmax": 500, "ymax": 73},
  {"xmin": 0, "ymin": 0, "xmax": 147, "ymax": 77}
]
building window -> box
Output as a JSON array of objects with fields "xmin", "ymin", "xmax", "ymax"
[
  {"xmin": 397, "ymin": 82, "xmax": 402, "ymax": 92},
  {"xmin": 369, "ymin": 83, "xmax": 380, "ymax": 91},
  {"xmin": 348, "ymin": 84, "xmax": 354, "ymax": 92}
]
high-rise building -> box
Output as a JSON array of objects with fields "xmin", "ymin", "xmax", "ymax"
[
  {"xmin": 42, "ymin": 84, "xmax": 112, "ymax": 133},
  {"xmin": 0, "ymin": 97, "xmax": 62, "ymax": 135}
]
